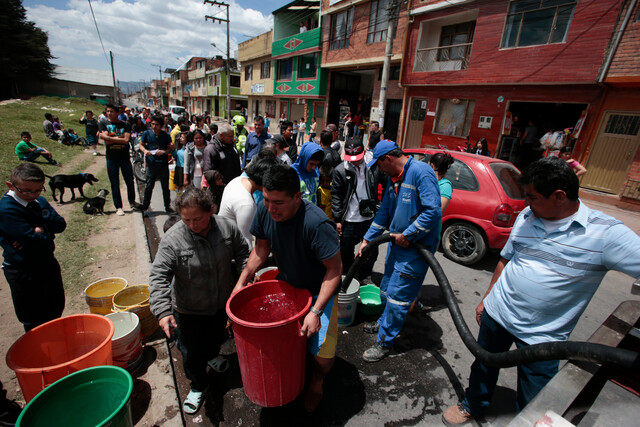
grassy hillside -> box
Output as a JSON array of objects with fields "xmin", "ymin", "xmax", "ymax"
[{"xmin": 0, "ymin": 96, "xmax": 103, "ymax": 181}]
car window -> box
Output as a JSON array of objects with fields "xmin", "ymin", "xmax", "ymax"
[
  {"xmin": 413, "ymin": 153, "xmax": 479, "ymax": 191},
  {"xmin": 489, "ymin": 163, "xmax": 524, "ymax": 200},
  {"xmin": 172, "ymin": 107, "xmax": 185, "ymax": 114}
]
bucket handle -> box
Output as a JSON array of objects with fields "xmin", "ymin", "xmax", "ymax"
[
  {"xmin": 112, "ymin": 303, "xmax": 149, "ymax": 313},
  {"xmin": 41, "ymin": 365, "xmax": 71, "ymax": 390}
]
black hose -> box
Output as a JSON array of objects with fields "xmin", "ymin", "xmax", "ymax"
[{"xmin": 342, "ymin": 233, "xmax": 640, "ymax": 370}]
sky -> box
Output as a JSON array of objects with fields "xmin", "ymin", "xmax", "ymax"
[{"xmin": 22, "ymin": 0, "xmax": 285, "ymax": 85}]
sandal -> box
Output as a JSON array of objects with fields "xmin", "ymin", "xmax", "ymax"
[
  {"xmin": 183, "ymin": 387, "xmax": 208, "ymax": 415},
  {"xmin": 207, "ymin": 356, "xmax": 229, "ymax": 373}
]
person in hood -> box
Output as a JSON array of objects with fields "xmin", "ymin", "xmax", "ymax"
[{"xmin": 292, "ymin": 142, "xmax": 324, "ymax": 204}]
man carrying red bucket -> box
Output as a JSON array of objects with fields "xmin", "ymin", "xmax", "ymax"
[{"xmin": 234, "ymin": 164, "xmax": 342, "ymax": 412}]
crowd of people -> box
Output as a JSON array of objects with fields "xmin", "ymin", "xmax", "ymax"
[{"xmin": 3, "ymin": 104, "xmax": 637, "ymax": 424}]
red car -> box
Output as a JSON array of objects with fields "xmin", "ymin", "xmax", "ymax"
[{"xmin": 403, "ymin": 149, "xmax": 525, "ymax": 265}]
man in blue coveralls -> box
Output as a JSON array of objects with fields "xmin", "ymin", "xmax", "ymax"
[{"xmin": 357, "ymin": 140, "xmax": 441, "ymax": 362}]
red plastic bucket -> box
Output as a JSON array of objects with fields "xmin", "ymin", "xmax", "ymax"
[
  {"xmin": 6, "ymin": 314, "xmax": 114, "ymax": 402},
  {"xmin": 227, "ymin": 280, "xmax": 312, "ymax": 407}
]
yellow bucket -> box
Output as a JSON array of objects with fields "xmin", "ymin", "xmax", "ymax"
[
  {"xmin": 169, "ymin": 163, "xmax": 176, "ymax": 191},
  {"xmin": 85, "ymin": 277, "xmax": 128, "ymax": 315},
  {"xmin": 112, "ymin": 285, "xmax": 159, "ymax": 340}
]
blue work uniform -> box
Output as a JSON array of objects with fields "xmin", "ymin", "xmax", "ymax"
[{"xmin": 363, "ymin": 156, "xmax": 441, "ymax": 347}]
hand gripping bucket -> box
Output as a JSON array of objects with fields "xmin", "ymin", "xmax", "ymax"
[
  {"xmin": 84, "ymin": 277, "xmax": 128, "ymax": 315},
  {"xmin": 112, "ymin": 284, "xmax": 159, "ymax": 340},
  {"xmin": 337, "ymin": 276, "xmax": 360, "ymax": 326},
  {"xmin": 106, "ymin": 312, "xmax": 144, "ymax": 372},
  {"xmin": 16, "ymin": 366, "xmax": 134, "ymax": 427},
  {"xmin": 226, "ymin": 280, "xmax": 312, "ymax": 407},
  {"xmin": 6, "ymin": 314, "xmax": 114, "ymax": 402}
]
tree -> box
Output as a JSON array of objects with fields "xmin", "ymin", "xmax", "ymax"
[{"xmin": 0, "ymin": 0, "xmax": 55, "ymax": 100}]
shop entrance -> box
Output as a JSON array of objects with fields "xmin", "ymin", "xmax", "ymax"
[
  {"xmin": 499, "ymin": 101, "xmax": 588, "ymax": 169},
  {"xmin": 328, "ymin": 69, "xmax": 375, "ymax": 138}
]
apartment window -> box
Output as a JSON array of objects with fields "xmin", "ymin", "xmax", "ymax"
[
  {"xmin": 604, "ymin": 114, "xmax": 640, "ymax": 136},
  {"xmin": 378, "ymin": 65, "xmax": 401, "ymax": 80},
  {"xmin": 368, "ymin": 0, "xmax": 390, "ymax": 44},
  {"xmin": 330, "ymin": 8, "xmax": 354, "ymax": 50},
  {"xmin": 230, "ymin": 75, "xmax": 240, "ymax": 87},
  {"xmin": 438, "ymin": 21, "xmax": 475, "ymax": 61},
  {"xmin": 297, "ymin": 53, "xmax": 318, "ymax": 79},
  {"xmin": 208, "ymin": 76, "xmax": 213, "ymax": 86},
  {"xmin": 214, "ymin": 74, "xmax": 220, "ymax": 86},
  {"xmin": 434, "ymin": 98, "xmax": 476, "ymax": 137},
  {"xmin": 502, "ymin": 0, "xmax": 576, "ymax": 48},
  {"xmin": 277, "ymin": 58, "xmax": 293, "ymax": 80},
  {"xmin": 245, "ymin": 64, "xmax": 253, "ymax": 81},
  {"xmin": 261, "ymin": 61, "xmax": 271, "ymax": 79}
]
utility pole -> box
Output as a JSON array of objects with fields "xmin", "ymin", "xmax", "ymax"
[
  {"xmin": 151, "ymin": 64, "xmax": 163, "ymax": 108},
  {"xmin": 377, "ymin": 0, "xmax": 400, "ymax": 135},
  {"xmin": 109, "ymin": 51, "xmax": 118, "ymax": 103},
  {"xmin": 205, "ymin": 0, "xmax": 231, "ymax": 122}
]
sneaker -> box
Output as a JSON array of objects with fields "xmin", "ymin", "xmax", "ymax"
[
  {"xmin": 93, "ymin": 151, "xmax": 98, "ymax": 156},
  {"xmin": 442, "ymin": 404, "xmax": 473, "ymax": 426},
  {"xmin": 131, "ymin": 202, "xmax": 145, "ymax": 211},
  {"xmin": 116, "ymin": 208, "xmax": 125, "ymax": 216},
  {"xmin": 165, "ymin": 207, "xmax": 176, "ymax": 214},
  {"xmin": 362, "ymin": 343, "xmax": 390, "ymax": 362},
  {"xmin": 363, "ymin": 321, "xmax": 379, "ymax": 334}
]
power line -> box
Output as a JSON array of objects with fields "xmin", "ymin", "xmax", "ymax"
[{"xmin": 87, "ymin": 0, "xmax": 110, "ymax": 66}]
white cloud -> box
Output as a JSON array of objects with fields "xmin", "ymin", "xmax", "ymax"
[{"xmin": 25, "ymin": 0, "xmax": 273, "ymax": 81}]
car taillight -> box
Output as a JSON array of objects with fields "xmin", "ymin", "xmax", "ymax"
[{"xmin": 493, "ymin": 203, "xmax": 514, "ymax": 227}]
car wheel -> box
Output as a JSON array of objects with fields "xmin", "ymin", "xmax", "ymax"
[{"xmin": 441, "ymin": 222, "xmax": 487, "ymax": 265}]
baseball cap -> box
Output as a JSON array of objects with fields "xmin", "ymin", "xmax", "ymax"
[
  {"xmin": 367, "ymin": 140, "xmax": 398, "ymax": 167},
  {"xmin": 344, "ymin": 138, "xmax": 364, "ymax": 162}
]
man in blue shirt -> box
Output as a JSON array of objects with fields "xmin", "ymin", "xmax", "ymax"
[
  {"xmin": 443, "ymin": 156, "xmax": 640, "ymax": 426},
  {"xmin": 137, "ymin": 115, "xmax": 174, "ymax": 213},
  {"xmin": 242, "ymin": 115, "xmax": 271, "ymax": 169},
  {"xmin": 233, "ymin": 164, "xmax": 342, "ymax": 412},
  {"xmin": 0, "ymin": 163, "xmax": 67, "ymax": 331},
  {"xmin": 358, "ymin": 140, "xmax": 441, "ymax": 362}
]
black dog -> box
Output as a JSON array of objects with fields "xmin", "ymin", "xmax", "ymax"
[
  {"xmin": 83, "ymin": 189, "xmax": 110, "ymax": 215},
  {"xmin": 48, "ymin": 173, "xmax": 99, "ymax": 203}
]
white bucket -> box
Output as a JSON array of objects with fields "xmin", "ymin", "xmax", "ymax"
[
  {"xmin": 338, "ymin": 276, "xmax": 360, "ymax": 326},
  {"xmin": 106, "ymin": 312, "xmax": 144, "ymax": 372}
]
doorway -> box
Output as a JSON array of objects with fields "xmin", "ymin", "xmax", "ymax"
[
  {"xmin": 384, "ymin": 99, "xmax": 403, "ymax": 143},
  {"xmin": 404, "ymin": 98, "xmax": 428, "ymax": 148},
  {"xmin": 582, "ymin": 112, "xmax": 640, "ymax": 194}
]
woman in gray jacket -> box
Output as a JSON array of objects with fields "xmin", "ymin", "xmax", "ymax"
[{"xmin": 149, "ymin": 187, "xmax": 249, "ymax": 415}]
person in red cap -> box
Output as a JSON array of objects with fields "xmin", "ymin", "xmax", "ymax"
[{"xmin": 331, "ymin": 137, "xmax": 382, "ymax": 281}]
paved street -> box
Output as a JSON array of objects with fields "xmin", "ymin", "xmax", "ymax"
[{"xmin": 141, "ymin": 182, "xmax": 640, "ymax": 426}]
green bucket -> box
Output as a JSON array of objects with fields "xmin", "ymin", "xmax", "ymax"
[
  {"xmin": 358, "ymin": 284, "xmax": 384, "ymax": 316},
  {"xmin": 17, "ymin": 365, "xmax": 133, "ymax": 427}
]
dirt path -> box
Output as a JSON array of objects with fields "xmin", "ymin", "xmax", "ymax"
[{"xmin": 0, "ymin": 150, "xmax": 180, "ymax": 425}]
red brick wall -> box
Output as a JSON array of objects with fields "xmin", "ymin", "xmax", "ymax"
[
  {"xmin": 321, "ymin": 0, "xmax": 408, "ymax": 65},
  {"xmin": 607, "ymin": 0, "xmax": 640, "ymax": 79},
  {"xmin": 406, "ymin": 84, "xmax": 603, "ymax": 154},
  {"xmin": 403, "ymin": 0, "xmax": 622, "ymax": 86}
]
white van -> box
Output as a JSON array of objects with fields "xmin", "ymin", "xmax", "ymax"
[{"xmin": 169, "ymin": 105, "xmax": 186, "ymax": 122}]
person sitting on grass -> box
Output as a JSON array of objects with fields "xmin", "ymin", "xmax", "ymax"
[{"xmin": 15, "ymin": 132, "xmax": 60, "ymax": 166}]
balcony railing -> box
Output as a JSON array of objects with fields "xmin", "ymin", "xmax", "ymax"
[{"xmin": 414, "ymin": 43, "xmax": 472, "ymax": 72}]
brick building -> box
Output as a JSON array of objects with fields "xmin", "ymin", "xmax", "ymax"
[
  {"xmin": 272, "ymin": 0, "xmax": 326, "ymax": 136},
  {"xmin": 399, "ymin": 0, "xmax": 622, "ymax": 171},
  {"xmin": 578, "ymin": 0, "xmax": 640, "ymax": 206},
  {"xmin": 320, "ymin": 0, "xmax": 409, "ymax": 141}
]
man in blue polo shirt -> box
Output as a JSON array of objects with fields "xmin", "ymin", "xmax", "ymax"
[
  {"xmin": 242, "ymin": 115, "xmax": 271, "ymax": 169},
  {"xmin": 138, "ymin": 115, "xmax": 174, "ymax": 213},
  {"xmin": 443, "ymin": 156, "xmax": 640, "ymax": 426}
]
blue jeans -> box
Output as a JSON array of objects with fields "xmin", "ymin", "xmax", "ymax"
[
  {"xmin": 22, "ymin": 148, "xmax": 56, "ymax": 164},
  {"xmin": 461, "ymin": 311, "xmax": 559, "ymax": 415},
  {"xmin": 142, "ymin": 162, "xmax": 170, "ymax": 210},
  {"xmin": 106, "ymin": 158, "xmax": 136, "ymax": 209}
]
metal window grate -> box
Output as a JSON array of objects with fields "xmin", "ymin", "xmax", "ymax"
[{"xmin": 621, "ymin": 179, "xmax": 640, "ymax": 200}]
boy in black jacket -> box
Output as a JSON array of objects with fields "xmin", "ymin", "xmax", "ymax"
[{"xmin": 0, "ymin": 163, "xmax": 67, "ymax": 331}]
